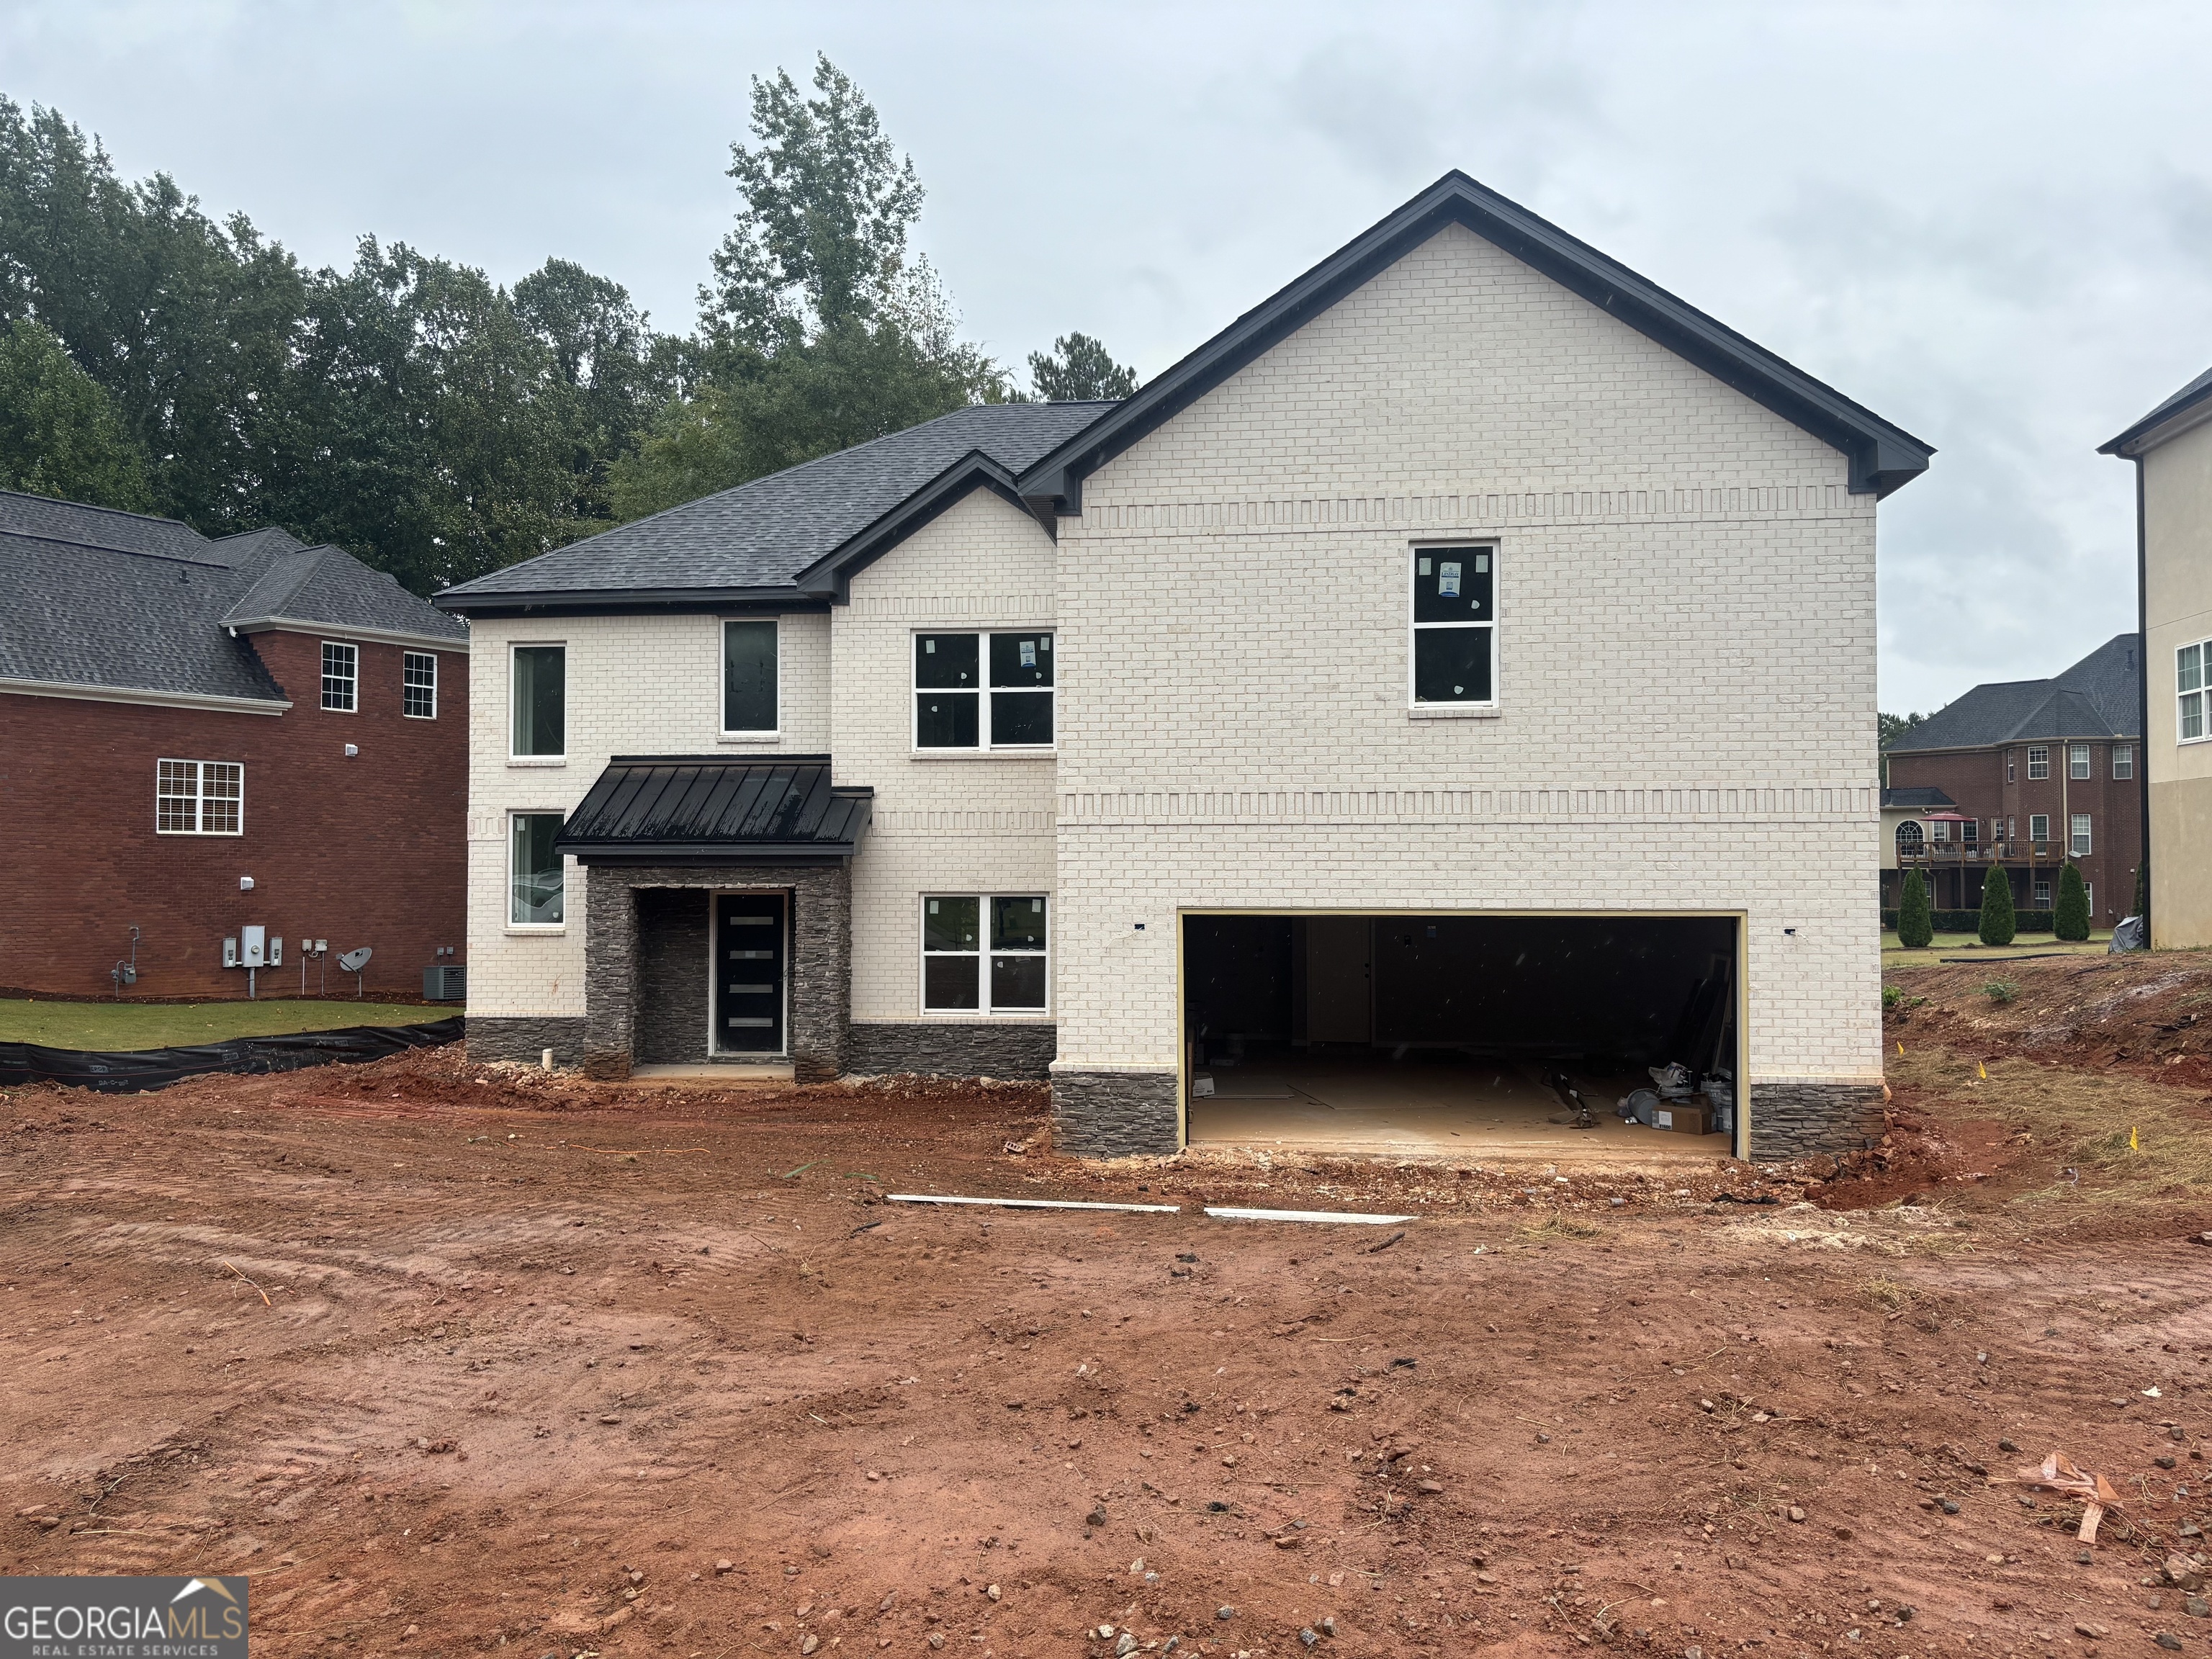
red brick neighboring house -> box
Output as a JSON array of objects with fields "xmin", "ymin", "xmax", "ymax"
[
  {"xmin": 1881, "ymin": 635, "xmax": 2143, "ymax": 924},
  {"xmin": 0, "ymin": 491, "xmax": 469, "ymax": 1000}
]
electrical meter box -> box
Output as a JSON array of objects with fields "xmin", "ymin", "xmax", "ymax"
[
  {"xmin": 222, "ymin": 936, "xmax": 238, "ymax": 968},
  {"xmin": 242, "ymin": 925, "xmax": 266, "ymax": 968},
  {"xmin": 268, "ymin": 935, "xmax": 283, "ymax": 967}
]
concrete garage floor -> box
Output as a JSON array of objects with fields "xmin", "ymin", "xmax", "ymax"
[{"xmin": 1185, "ymin": 1053, "xmax": 1729, "ymax": 1159}]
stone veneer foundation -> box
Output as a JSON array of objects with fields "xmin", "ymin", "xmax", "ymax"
[
  {"xmin": 1050, "ymin": 1069, "xmax": 1180, "ymax": 1158},
  {"xmin": 467, "ymin": 1015, "xmax": 588, "ymax": 1069},
  {"xmin": 1747, "ymin": 1082, "xmax": 1887, "ymax": 1159},
  {"xmin": 847, "ymin": 1022, "xmax": 1056, "ymax": 1080}
]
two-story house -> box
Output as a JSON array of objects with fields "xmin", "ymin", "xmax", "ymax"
[
  {"xmin": 435, "ymin": 172, "xmax": 1931, "ymax": 1162},
  {"xmin": 2103, "ymin": 365, "xmax": 2211, "ymax": 948},
  {"xmin": 1880, "ymin": 637, "xmax": 2142, "ymax": 924}
]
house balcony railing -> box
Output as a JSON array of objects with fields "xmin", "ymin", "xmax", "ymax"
[{"xmin": 1897, "ymin": 841, "xmax": 2059, "ymax": 866}]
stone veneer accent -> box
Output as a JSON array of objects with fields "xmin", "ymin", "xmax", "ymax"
[
  {"xmin": 1749, "ymin": 1082, "xmax": 1887, "ymax": 1160},
  {"xmin": 468, "ymin": 1015, "xmax": 588, "ymax": 1068},
  {"xmin": 583, "ymin": 862, "xmax": 850, "ymax": 1084},
  {"xmin": 636, "ymin": 889, "xmax": 710, "ymax": 1064},
  {"xmin": 847, "ymin": 1022, "xmax": 1056, "ymax": 1080},
  {"xmin": 1051, "ymin": 1069, "xmax": 1180, "ymax": 1158}
]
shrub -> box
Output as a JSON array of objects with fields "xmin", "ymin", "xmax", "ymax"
[
  {"xmin": 1984, "ymin": 979, "xmax": 2019, "ymax": 1004},
  {"xmin": 1978, "ymin": 865, "xmax": 2017, "ymax": 948},
  {"xmin": 1897, "ymin": 869, "xmax": 1933, "ymax": 949},
  {"xmin": 2136, "ymin": 862, "xmax": 2149, "ymax": 919},
  {"xmin": 1881, "ymin": 983, "xmax": 1903, "ymax": 1010},
  {"xmin": 1883, "ymin": 909, "xmax": 2056, "ymax": 932},
  {"xmin": 2055, "ymin": 861, "xmax": 2091, "ymax": 941}
]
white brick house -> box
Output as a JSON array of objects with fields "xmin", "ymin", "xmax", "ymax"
[{"xmin": 436, "ymin": 173, "xmax": 1930, "ymax": 1160}]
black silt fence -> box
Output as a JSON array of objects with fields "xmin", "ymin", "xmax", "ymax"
[{"xmin": 0, "ymin": 1016, "xmax": 465, "ymax": 1093}]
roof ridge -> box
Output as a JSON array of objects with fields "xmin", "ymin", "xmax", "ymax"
[
  {"xmin": 0, "ymin": 523, "xmax": 235, "ymax": 568},
  {"xmin": 0, "ymin": 487, "xmax": 202, "ymax": 535}
]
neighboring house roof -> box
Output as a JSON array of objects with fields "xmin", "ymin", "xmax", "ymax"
[
  {"xmin": 555, "ymin": 755, "xmax": 873, "ymax": 863},
  {"xmin": 1881, "ymin": 787, "xmax": 1957, "ymax": 810},
  {"xmin": 1884, "ymin": 635, "xmax": 2142, "ymax": 752},
  {"xmin": 2100, "ymin": 362, "xmax": 2212, "ymax": 457},
  {"xmin": 0, "ymin": 490, "xmax": 462, "ymax": 712},
  {"xmin": 1017, "ymin": 170, "xmax": 1934, "ymax": 512},
  {"xmin": 434, "ymin": 403, "xmax": 1113, "ymax": 616}
]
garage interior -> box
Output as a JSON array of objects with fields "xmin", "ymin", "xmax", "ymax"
[{"xmin": 1182, "ymin": 913, "xmax": 1740, "ymax": 1157}]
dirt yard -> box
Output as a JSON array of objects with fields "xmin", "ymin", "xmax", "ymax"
[{"xmin": 6, "ymin": 955, "xmax": 2212, "ymax": 1659}]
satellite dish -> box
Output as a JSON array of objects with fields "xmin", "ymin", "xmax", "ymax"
[{"xmin": 338, "ymin": 948, "xmax": 372, "ymax": 972}]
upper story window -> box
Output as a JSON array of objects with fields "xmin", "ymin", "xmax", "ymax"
[
  {"xmin": 156, "ymin": 758, "xmax": 243, "ymax": 835},
  {"xmin": 2006, "ymin": 752, "xmax": 2015, "ymax": 783},
  {"xmin": 1895, "ymin": 820, "xmax": 1923, "ymax": 853},
  {"xmin": 724, "ymin": 620, "xmax": 779, "ymax": 736},
  {"xmin": 2029, "ymin": 812, "xmax": 2051, "ymax": 842},
  {"xmin": 2114, "ymin": 744, "xmax": 2134, "ymax": 779},
  {"xmin": 511, "ymin": 644, "xmax": 566, "ymax": 758},
  {"xmin": 2180, "ymin": 642, "xmax": 2207, "ymax": 743},
  {"xmin": 1410, "ymin": 547, "xmax": 1495, "ymax": 705},
  {"xmin": 2069, "ymin": 743, "xmax": 2091, "ymax": 779},
  {"xmin": 914, "ymin": 631, "xmax": 1053, "ymax": 750},
  {"xmin": 2026, "ymin": 745, "xmax": 2050, "ymax": 780},
  {"xmin": 403, "ymin": 651, "xmax": 437, "ymax": 719},
  {"xmin": 321, "ymin": 641, "xmax": 357, "ymax": 711},
  {"xmin": 1962, "ymin": 819, "xmax": 1979, "ymax": 845},
  {"xmin": 2070, "ymin": 812, "xmax": 2093, "ymax": 857},
  {"xmin": 1930, "ymin": 819, "xmax": 1950, "ymax": 843}
]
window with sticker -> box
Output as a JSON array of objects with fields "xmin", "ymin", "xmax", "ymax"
[
  {"xmin": 914, "ymin": 631, "xmax": 1053, "ymax": 748},
  {"xmin": 1410, "ymin": 547, "xmax": 1495, "ymax": 705}
]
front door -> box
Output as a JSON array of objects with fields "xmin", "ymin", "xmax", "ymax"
[{"xmin": 715, "ymin": 892, "xmax": 786, "ymax": 1054}]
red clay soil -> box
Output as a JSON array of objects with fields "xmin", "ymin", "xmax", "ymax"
[{"xmin": 4, "ymin": 1037, "xmax": 2211, "ymax": 1659}]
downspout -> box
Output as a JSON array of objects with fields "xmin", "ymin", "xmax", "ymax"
[{"xmin": 2136, "ymin": 454, "xmax": 2151, "ymax": 940}]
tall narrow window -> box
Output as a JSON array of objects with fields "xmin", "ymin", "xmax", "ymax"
[
  {"xmin": 723, "ymin": 619, "xmax": 778, "ymax": 734},
  {"xmin": 914, "ymin": 632, "xmax": 1053, "ymax": 748},
  {"xmin": 2113, "ymin": 745, "xmax": 2134, "ymax": 779},
  {"xmin": 155, "ymin": 759, "xmax": 243, "ymax": 835},
  {"xmin": 403, "ymin": 651, "xmax": 438, "ymax": 719},
  {"xmin": 2033, "ymin": 878, "xmax": 2051, "ymax": 907},
  {"xmin": 2180, "ymin": 642, "xmax": 2206, "ymax": 742},
  {"xmin": 2006, "ymin": 752, "xmax": 2016, "ymax": 783},
  {"xmin": 1410, "ymin": 547, "xmax": 1495, "ymax": 704},
  {"xmin": 2069, "ymin": 743, "xmax": 2090, "ymax": 779},
  {"xmin": 321, "ymin": 641, "xmax": 358, "ymax": 711},
  {"xmin": 2070, "ymin": 813, "xmax": 2092, "ymax": 857},
  {"xmin": 512, "ymin": 644, "xmax": 566, "ymax": 757},
  {"xmin": 921, "ymin": 895, "xmax": 1048, "ymax": 1012},
  {"xmin": 510, "ymin": 813, "xmax": 565, "ymax": 925},
  {"xmin": 2029, "ymin": 813, "xmax": 2050, "ymax": 842},
  {"xmin": 2026, "ymin": 745, "xmax": 2049, "ymax": 779},
  {"xmin": 1962, "ymin": 819, "xmax": 1979, "ymax": 845}
]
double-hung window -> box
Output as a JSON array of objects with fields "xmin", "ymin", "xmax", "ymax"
[
  {"xmin": 156, "ymin": 759, "xmax": 243, "ymax": 835},
  {"xmin": 914, "ymin": 631, "xmax": 1053, "ymax": 749},
  {"xmin": 1962, "ymin": 819, "xmax": 1979, "ymax": 846},
  {"xmin": 2026, "ymin": 745, "xmax": 2049, "ymax": 780},
  {"xmin": 2029, "ymin": 812, "xmax": 2050, "ymax": 843},
  {"xmin": 403, "ymin": 651, "xmax": 438, "ymax": 719},
  {"xmin": 2069, "ymin": 743, "xmax": 2091, "ymax": 780},
  {"xmin": 921, "ymin": 895, "xmax": 1048, "ymax": 1012},
  {"xmin": 2180, "ymin": 642, "xmax": 2208, "ymax": 742},
  {"xmin": 2113, "ymin": 744, "xmax": 2134, "ymax": 779},
  {"xmin": 321, "ymin": 641, "xmax": 358, "ymax": 711},
  {"xmin": 2070, "ymin": 813, "xmax": 2092, "ymax": 857},
  {"xmin": 723, "ymin": 619, "xmax": 778, "ymax": 736},
  {"xmin": 510, "ymin": 813, "xmax": 565, "ymax": 926},
  {"xmin": 511, "ymin": 644, "xmax": 566, "ymax": 758},
  {"xmin": 2033, "ymin": 878, "xmax": 2051, "ymax": 907},
  {"xmin": 2006, "ymin": 752, "xmax": 2016, "ymax": 783},
  {"xmin": 1410, "ymin": 547, "xmax": 1495, "ymax": 705}
]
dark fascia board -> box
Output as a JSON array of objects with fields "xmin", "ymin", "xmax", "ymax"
[
  {"xmin": 1015, "ymin": 170, "xmax": 1935, "ymax": 512},
  {"xmin": 791, "ymin": 451, "xmax": 1033, "ymax": 603},
  {"xmin": 432, "ymin": 585, "xmax": 825, "ymax": 619},
  {"xmin": 569, "ymin": 848, "xmax": 855, "ymax": 866},
  {"xmin": 608, "ymin": 752, "xmax": 837, "ymax": 765},
  {"xmin": 2100, "ymin": 370, "xmax": 2212, "ymax": 457}
]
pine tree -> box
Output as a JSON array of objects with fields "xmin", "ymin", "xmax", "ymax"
[
  {"xmin": 2135, "ymin": 862, "xmax": 2149, "ymax": 920},
  {"xmin": 1897, "ymin": 868, "xmax": 1934, "ymax": 949},
  {"xmin": 1978, "ymin": 864, "xmax": 2017, "ymax": 947},
  {"xmin": 2055, "ymin": 861, "xmax": 2090, "ymax": 941}
]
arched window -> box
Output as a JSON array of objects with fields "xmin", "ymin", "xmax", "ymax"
[{"xmin": 1895, "ymin": 820, "xmax": 1925, "ymax": 853}]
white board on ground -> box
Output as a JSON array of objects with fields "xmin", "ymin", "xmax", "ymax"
[
  {"xmin": 1203, "ymin": 1206, "xmax": 1416, "ymax": 1225},
  {"xmin": 887, "ymin": 1193, "xmax": 1182, "ymax": 1214}
]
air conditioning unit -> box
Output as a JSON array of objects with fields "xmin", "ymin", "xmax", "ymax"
[{"xmin": 423, "ymin": 964, "xmax": 467, "ymax": 1002}]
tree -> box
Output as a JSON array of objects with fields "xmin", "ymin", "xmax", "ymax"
[
  {"xmin": 1977, "ymin": 863, "xmax": 2017, "ymax": 948},
  {"xmin": 1028, "ymin": 332, "xmax": 1137, "ymax": 401},
  {"xmin": 0, "ymin": 317, "xmax": 149, "ymax": 508},
  {"xmin": 1897, "ymin": 868, "xmax": 1933, "ymax": 949},
  {"xmin": 2054, "ymin": 861, "xmax": 2090, "ymax": 941},
  {"xmin": 1876, "ymin": 710, "xmax": 1927, "ymax": 784},
  {"xmin": 2134, "ymin": 861, "xmax": 2149, "ymax": 920}
]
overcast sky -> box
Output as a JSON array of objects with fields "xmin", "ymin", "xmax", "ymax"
[{"xmin": 7, "ymin": 0, "xmax": 2209, "ymax": 713}]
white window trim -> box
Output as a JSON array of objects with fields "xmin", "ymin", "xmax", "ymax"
[
  {"xmin": 719, "ymin": 616, "xmax": 782, "ymax": 743},
  {"xmin": 2178, "ymin": 639, "xmax": 2211, "ymax": 745},
  {"xmin": 918, "ymin": 893, "xmax": 1052, "ymax": 1017},
  {"xmin": 1408, "ymin": 542, "xmax": 1500, "ymax": 713},
  {"xmin": 155, "ymin": 757, "xmax": 245, "ymax": 836},
  {"xmin": 2070, "ymin": 813, "xmax": 2093, "ymax": 858},
  {"xmin": 402, "ymin": 649, "xmax": 439, "ymax": 720},
  {"xmin": 2029, "ymin": 813, "xmax": 2051, "ymax": 842},
  {"xmin": 910, "ymin": 627, "xmax": 1057, "ymax": 755},
  {"xmin": 2068, "ymin": 743, "xmax": 2091, "ymax": 780},
  {"xmin": 2113, "ymin": 744, "xmax": 2135, "ymax": 780},
  {"xmin": 320, "ymin": 639, "xmax": 359, "ymax": 714},
  {"xmin": 2026, "ymin": 745, "xmax": 2049, "ymax": 780},
  {"xmin": 509, "ymin": 641, "xmax": 567, "ymax": 763},
  {"xmin": 507, "ymin": 809, "xmax": 568, "ymax": 931}
]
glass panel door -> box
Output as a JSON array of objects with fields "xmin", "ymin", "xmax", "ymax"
[{"xmin": 715, "ymin": 893, "xmax": 787, "ymax": 1054}]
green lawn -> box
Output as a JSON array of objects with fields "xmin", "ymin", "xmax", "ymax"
[
  {"xmin": 0, "ymin": 998, "xmax": 453, "ymax": 1051},
  {"xmin": 1880, "ymin": 929, "xmax": 2112, "ymax": 968}
]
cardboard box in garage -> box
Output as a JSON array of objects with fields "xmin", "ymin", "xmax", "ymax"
[{"xmin": 1653, "ymin": 1100, "xmax": 1714, "ymax": 1134}]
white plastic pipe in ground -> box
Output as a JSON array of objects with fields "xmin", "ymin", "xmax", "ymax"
[
  {"xmin": 1202, "ymin": 1206, "xmax": 1416, "ymax": 1224},
  {"xmin": 887, "ymin": 1193, "xmax": 1182, "ymax": 1215}
]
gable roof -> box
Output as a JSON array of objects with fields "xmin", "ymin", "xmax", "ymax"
[
  {"xmin": 0, "ymin": 490, "xmax": 461, "ymax": 711},
  {"xmin": 1884, "ymin": 635, "xmax": 2142, "ymax": 754},
  {"xmin": 1017, "ymin": 171, "xmax": 1934, "ymax": 513},
  {"xmin": 2100, "ymin": 362, "xmax": 2212, "ymax": 457},
  {"xmin": 433, "ymin": 402, "xmax": 1112, "ymax": 616}
]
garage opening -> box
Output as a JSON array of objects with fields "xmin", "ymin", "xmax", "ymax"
[{"xmin": 1182, "ymin": 913, "xmax": 1739, "ymax": 1157}]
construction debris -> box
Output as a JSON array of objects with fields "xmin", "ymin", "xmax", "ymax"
[{"xmin": 2000, "ymin": 1451, "xmax": 2125, "ymax": 1542}]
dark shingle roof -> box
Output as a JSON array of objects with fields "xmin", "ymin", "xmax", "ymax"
[
  {"xmin": 1885, "ymin": 635, "xmax": 2142, "ymax": 752},
  {"xmin": 556, "ymin": 755, "xmax": 873, "ymax": 861},
  {"xmin": 2100, "ymin": 362, "xmax": 2212, "ymax": 456},
  {"xmin": 1881, "ymin": 787, "xmax": 1956, "ymax": 809},
  {"xmin": 435, "ymin": 402, "xmax": 1115, "ymax": 608},
  {"xmin": 0, "ymin": 491, "xmax": 461, "ymax": 706}
]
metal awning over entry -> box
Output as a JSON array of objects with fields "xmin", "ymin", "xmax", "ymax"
[{"xmin": 555, "ymin": 755, "xmax": 872, "ymax": 863}]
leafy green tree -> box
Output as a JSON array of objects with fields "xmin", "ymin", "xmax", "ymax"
[
  {"xmin": 0, "ymin": 317, "xmax": 149, "ymax": 507},
  {"xmin": 2134, "ymin": 861, "xmax": 2149, "ymax": 920},
  {"xmin": 1978, "ymin": 863, "xmax": 2017, "ymax": 948},
  {"xmin": 1897, "ymin": 868, "xmax": 1933, "ymax": 949},
  {"xmin": 1028, "ymin": 332, "xmax": 1137, "ymax": 400},
  {"xmin": 2054, "ymin": 861, "xmax": 2090, "ymax": 941}
]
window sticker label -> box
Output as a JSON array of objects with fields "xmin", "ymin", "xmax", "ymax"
[
  {"xmin": 1475, "ymin": 552, "xmax": 1490, "ymax": 573},
  {"xmin": 1020, "ymin": 640, "xmax": 1036, "ymax": 667},
  {"xmin": 1439, "ymin": 561, "xmax": 1462, "ymax": 597},
  {"xmin": 924, "ymin": 639, "xmax": 935, "ymax": 654},
  {"xmin": 1418, "ymin": 556, "xmax": 1432, "ymax": 576}
]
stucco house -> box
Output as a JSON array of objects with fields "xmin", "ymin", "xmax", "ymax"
[{"xmin": 434, "ymin": 172, "xmax": 1931, "ymax": 1161}]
